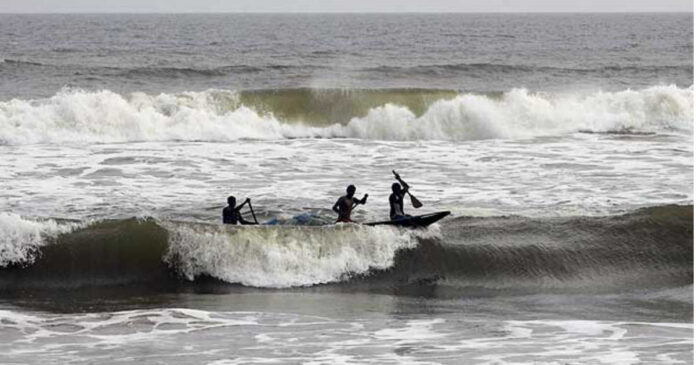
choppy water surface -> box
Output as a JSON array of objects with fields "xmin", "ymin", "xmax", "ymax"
[
  {"xmin": 0, "ymin": 13, "xmax": 693, "ymax": 364},
  {"xmin": 1, "ymin": 133, "xmax": 693, "ymax": 221},
  {"xmin": 0, "ymin": 306, "xmax": 692, "ymax": 364}
]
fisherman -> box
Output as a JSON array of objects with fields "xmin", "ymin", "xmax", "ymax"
[
  {"xmin": 222, "ymin": 196, "xmax": 258, "ymax": 225},
  {"xmin": 332, "ymin": 185, "xmax": 368, "ymax": 223},
  {"xmin": 389, "ymin": 171, "xmax": 411, "ymax": 220}
]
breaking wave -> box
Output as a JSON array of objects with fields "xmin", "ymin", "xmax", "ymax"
[
  {"xmin": 0, "ymin": 85, "xmax": 691, "ymax": 145},
  {"xmin": 0, "ymin": 213, "xmax": 81, "ymax": 267},
  {"xmin": 163, "ymin": 222, "xmax": 430, "ymax": 288},
  {"xmin": 0, "ymin": 205, "xmax": 691, "ymax": 292}
]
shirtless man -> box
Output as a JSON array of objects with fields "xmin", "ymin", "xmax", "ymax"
[{"xmin": 332, "ymin": 185, "xmax": 368, "ymax": 223}]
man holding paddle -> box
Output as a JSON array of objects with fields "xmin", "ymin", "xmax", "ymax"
[
  {"xmin": 332, "ymin": 185, "xmax": 368, "ymax": 223},
  {"xmin": 390, "ymin": 170, "xmax": 422, "ymax": 220},
  {"xmin": 222, "ymin": 196, "xmax": 259, "ymax": 225}
]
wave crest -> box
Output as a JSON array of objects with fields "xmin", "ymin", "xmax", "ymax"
[
  {"xmin": 0, "ymin": 213, "xmax": 80, "ymax": 267},
  {"xmin": 164, "ymin": 223, "xmax": 430, "ymax": 288}
]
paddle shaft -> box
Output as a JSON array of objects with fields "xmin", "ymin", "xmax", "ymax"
[
  {"xmin": 247, "ymin": 200, "xmax": 259, "ymax": 224},
  {"xmin": 350, "ymin": 194, "xmax": 369, "ymax": 209},
  {"xmin": 392, "ymin": 170, "xmax": 423, "ymax": 208}
]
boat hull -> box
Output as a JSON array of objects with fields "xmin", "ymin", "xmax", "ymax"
[{"xmin": 365, "ymin": 211, "xmax": 450, "ymax": 228}]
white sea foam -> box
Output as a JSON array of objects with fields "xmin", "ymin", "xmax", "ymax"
[
  {"xmin": 344, "ymin": 85, "xmax": 694, "ymax": 140},
  {"xmin": 1, "ymin": 309, "xmax": 691, "ymax": 364},
  {"xmin": 0, "ymin": 89, "xmax": 333, "ymax": 145},
  {"xmin": 163, "ymin": 223, "xmax": 433, "ymax": 288},
  {"xmin": 0, "ymin": 213, "xmax": 80, "ymax": 267},
  {"xmin": 0, "ymin": 86, "xmax": 691, "ymax": 145}
]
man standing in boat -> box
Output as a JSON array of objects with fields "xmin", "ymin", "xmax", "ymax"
[
  {"xmin": 332, "ymin": 185, "xmax": 368, "ymax": 223},
  {"xmin": 222, "ymin": 196, "xmax": 258, "ymax": 225}
]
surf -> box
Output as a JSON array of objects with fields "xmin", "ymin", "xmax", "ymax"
[
  {"xmin": 0, "ymin": 205, "xmax": 691, "ymax": 291},
  {"xmin": 0, "ymin": 85, "xmax": 691, "ymax": 145}
]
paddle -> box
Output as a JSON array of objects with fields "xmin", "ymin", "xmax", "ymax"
[
  {"xmin": 392, "ymin": 170, "xmax": 423, "ymax": 208},
  {"xmin": 351, "ymin": 194, "xmax": 369, "ymax": 209},
  {"xmin": 246, "ymin": 198, "xmax": 259, "ymax": 224}
]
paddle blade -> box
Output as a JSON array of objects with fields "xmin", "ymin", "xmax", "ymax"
[{"xmin": 409, "ymin": 193, "xmax": 423, "ymax": 208}]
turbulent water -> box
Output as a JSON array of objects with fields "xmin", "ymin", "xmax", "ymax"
[{"xmin": 0, "ymin": 13, "xmax": 693, "ymax": 364}]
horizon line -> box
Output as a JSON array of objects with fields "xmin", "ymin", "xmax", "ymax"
[{"xmin": 0, "ymin": 11, "xmax": 692, "ymax": 15}]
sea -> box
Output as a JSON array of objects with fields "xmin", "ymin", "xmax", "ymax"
[{"xmin": 0, "ymin": 13, "xmax": 693, "ymax": 364}]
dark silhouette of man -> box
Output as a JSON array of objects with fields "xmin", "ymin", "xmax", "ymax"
[
  {"xmin": 389, "ymin": 172, "xmax": 410, "ymax": 220},
  {"xmin": 222, "ymin": 196, "xmax": 257, "ymax": 225}
]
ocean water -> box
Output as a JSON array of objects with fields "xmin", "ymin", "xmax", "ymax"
[{"xmin": 0, "ymin": 13, "xmax": 693, "ymax": 364}]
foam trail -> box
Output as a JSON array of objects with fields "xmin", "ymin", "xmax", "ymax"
[
  {"xmin": 0, "ymin": 213, "xmax": 80, "ymax": 267},
  {"xmin": 0, "ymin": 85, "xmax": 691, "ymax": 145},
  {"xmin": 163, "ymin": 223, "xmax": 436, "ymax": 288}
]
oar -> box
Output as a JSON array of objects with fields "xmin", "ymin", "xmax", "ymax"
[
  {"xmin": 392, "ymin": 170, "xmax": 423, "ymax": 208},
  {"xmin": 247, "ymin": 199, "xmax": 259, "ymax": 224},
  {"xmin": 351, "ymin": 194, "xmax": 369, "ymax": 207},
  {"xmin": 406, "ymin": 189, "xmax": 423, "ymax": 209},
  {"xmin": 350, "ymin": 194, "xmax": 369, "ymax": 217}
]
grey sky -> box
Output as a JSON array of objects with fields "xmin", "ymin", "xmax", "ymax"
[{"xmin": 0, "ymin": 0, "xmax": 692, "ymax": 13}]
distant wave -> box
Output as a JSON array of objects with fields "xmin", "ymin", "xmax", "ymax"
[
  {"xmin": 366, "ymin": 63, "xmax": 693, "ymax": 77},
  {"xmin": 120, "ymin": 65, "xmax": 264, "ymax": 78},
  {"xmin": 0, "ymin": 205, "xmax": 692, "ymax": 291},
  {"xmin": 0, "ymin": 85, "xmax": 691, "ymax": 145},
  {"xmin": 3, "ymin": 58, "xmax": 691, "ymax": 77},
  {"xmin": 0, "ymin": 58, "xmax": 45, "ymax": 67},
  {"xmin": 0, "ymin": 59, "xmax": 324, "ymax": 77},
  {"xmin": 117, "ymin": 64, "xmax": 329, "ymax": 78}
]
